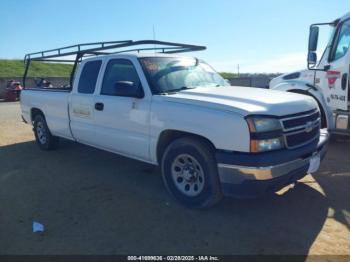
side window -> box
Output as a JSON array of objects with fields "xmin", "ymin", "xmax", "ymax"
[
  {"xmin": 330, "ymin": 20, "xmax": 350, "ymax": 62},
  {"xmin": 78, "ymin": 60, "xmax": 102, "ymax": 94},
  {"xmin": 101, "ymin": 59, "xmax": 143, "ymax": 96}
]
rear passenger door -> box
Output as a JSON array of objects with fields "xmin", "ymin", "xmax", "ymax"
[
  {"xmin": 93, "ymin": 58, "xmax": 151, "ymax": 161},
  {"xmin": 69, "ymin": 59, "xmax": 102, "ymax": 145}
]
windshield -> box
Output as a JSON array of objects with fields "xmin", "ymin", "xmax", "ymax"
[
  {"xmin": 139, "ymin": 57, "xmax": 229, "ymax": 94},
  {"xmin": 314, "ymin": 23, "xmax": 337, "ymax": 65}
]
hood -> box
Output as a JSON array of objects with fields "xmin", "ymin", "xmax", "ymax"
[
  {"xmin": 162, "ymin": 86, "xmax": 318, "ymax": 116},
  {"xmin": 270, "ymin": 69, "xmax": 315, "ymax": 89}
]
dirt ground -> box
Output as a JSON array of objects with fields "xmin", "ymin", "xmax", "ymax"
[{"xmin": 0, "ymin": 101, "xmax": 349, "ymax": 255}]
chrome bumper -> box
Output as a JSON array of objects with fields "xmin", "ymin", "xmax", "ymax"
[{"xmin": 218, "ymin": 130, "xmax": 329, "ymax": 185}]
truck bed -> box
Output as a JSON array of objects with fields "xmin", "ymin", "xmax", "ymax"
[{"xmin": 20, "ymin": 89, "xmax": 74, "ymax": 140}]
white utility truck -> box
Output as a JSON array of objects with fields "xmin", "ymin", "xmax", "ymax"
[
  {"xmin": 20, "ymin": 40, "xmax": 329, "ymax": 208},
  {"xmin": 270, "ymin": 12, "xmax": 350, "ymax": 135}
]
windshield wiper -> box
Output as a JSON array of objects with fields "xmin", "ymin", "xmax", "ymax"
[{"xmin": 169, "ymin": 86, "xmax": 196, "ymax": 92}]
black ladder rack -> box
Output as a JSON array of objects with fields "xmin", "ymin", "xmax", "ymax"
[{"xmin": 23, "ymin": 40, "xmax": 206, "ymax": 88}]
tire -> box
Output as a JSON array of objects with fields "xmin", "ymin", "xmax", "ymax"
[
  {"xmin": 33, "ymin": 114, "xmax": 59, "ymax": 150},
  {"xmin": 161, "ymin": 137, "xmax": 222, "ymax": 208}
]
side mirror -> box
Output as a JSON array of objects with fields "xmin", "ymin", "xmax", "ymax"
[
  {"xmin": 308, "ymin": 52, "xmax": 317, "ymax": 68},
  {"xmin": 114, "ymin": 81, "xmax": 144, "ymax": 98},
  {"xmin": 308, "ymin": 26, "xmax": 319, "ymax": 52}
]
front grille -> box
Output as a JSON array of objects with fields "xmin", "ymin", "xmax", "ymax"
[
  {"xmin": 285, "ymin": 126, "xmax": 320, "ymax": 148},
  {"xmin": 281, "ymin": 109, "xmax": 321, "ymax": 149},
  {"xmin": 283, "ymin": 110, "xmax": 319, "ymax": 130}
]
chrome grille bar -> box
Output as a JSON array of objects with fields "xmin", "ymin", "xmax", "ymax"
[{"xmin": 280, "ymin": 109, "xmax": 321, "ymax": 149}]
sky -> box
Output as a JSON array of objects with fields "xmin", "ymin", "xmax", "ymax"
[{"xmin": 0, "ymin": 0, "xmax": 348, "ymax": 73}]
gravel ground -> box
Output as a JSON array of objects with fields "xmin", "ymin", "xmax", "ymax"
[{"xmin": 0, "ymin": 101, "xmax": 349, "ymax": 255}]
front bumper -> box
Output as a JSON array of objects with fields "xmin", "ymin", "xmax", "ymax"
[{"xmin": 217, "ymin": 129, "xmax": 329, "ymax": 197}]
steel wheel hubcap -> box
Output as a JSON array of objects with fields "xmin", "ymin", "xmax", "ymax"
[
  {"xmin": 171, "ymin": 154, "xmax": 205, "ymax": 197},
  {"xmin": 36, "ymin": 121, "xmax": 47, "ymax": 144}
]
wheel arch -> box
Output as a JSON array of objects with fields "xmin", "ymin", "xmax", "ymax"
[
  {"xmin": 156, "ymin": 129, "xmax": 216, "ymax": 165},
  {"xmin": 30, "ymin": 107, "xmax": 45, "ymax": 123},
  {"xmin": 272, "ymin": 80, "xmax": 331, "ymax": 129},
  {"xmin": 288, "ymin": 89, "xmax": 328, "ymax": 128}
]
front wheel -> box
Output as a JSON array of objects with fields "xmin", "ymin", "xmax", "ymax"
[
  {"xmin": 161, "ymin": 137, "xmax": 222, "ymax": 208},
  {"xmin": 33, "ymin": 114, "xmax": 59, "ymax": 150}
]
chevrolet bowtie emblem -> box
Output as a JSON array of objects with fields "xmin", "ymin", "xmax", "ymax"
[{"xmin": 305, "ymin": 121, "xmax": 313, "ymax": 133}]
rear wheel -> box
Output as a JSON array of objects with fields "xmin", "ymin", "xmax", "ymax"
[
  {"xmin": 161, "ymin": 137, "xmax": 222, "ymax": 208},
  {"xmin": 33, "ymin": 114, "xmax": 59, "ymax": 150}
]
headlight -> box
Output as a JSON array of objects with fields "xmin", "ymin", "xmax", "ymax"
[
  {"xmin": 246, "ymin": 117, "xmax": 284, "ymax": 153},
  {"xmin": 246, "ymin": 117, "xmax": 282, "ymax": 132}
]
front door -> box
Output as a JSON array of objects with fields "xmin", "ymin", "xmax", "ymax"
[
  {"xmin": 317, "ymin": 19, "xmax": 350, "ymax": 110},
  {"xmin": 93, "ymin": 58, "xmax": 151, "ymax": 161}
]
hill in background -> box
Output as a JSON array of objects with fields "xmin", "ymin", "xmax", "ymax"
[
  {"xmin": 1, "ymin": 59, "xmax": 235, "ymax": 78},
  {"xmin": 0, "ymin": 59, "xmax": 279, "ymax": 79},
  {"xmin": 0, "ymin": 59, "xmax": 73, "ymax": 77}
]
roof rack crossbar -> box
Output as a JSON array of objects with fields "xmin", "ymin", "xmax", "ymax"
[
  {"xmin": 24, "ymin": 40, "xmax": 133, "ymax": 61},
  {"xmin": 30, "ymin": 59, "xmax": 77, "ymax": 63},
  {"xmin": 164, "ymin": 48, "xmax": 204, "ymax": 54},
  {"xmin": 111, "ymin": 46, "xmax": 191, "ymax": 54}
]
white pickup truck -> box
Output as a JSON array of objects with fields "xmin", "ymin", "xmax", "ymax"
[{"xmin": 20, "ymin": 41, "xmax": 329, "ymax": 208}]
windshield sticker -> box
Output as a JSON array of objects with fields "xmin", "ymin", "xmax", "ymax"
[{"xmin": 141, "ymin": 60, "xmax": 159, "ymax": 72}]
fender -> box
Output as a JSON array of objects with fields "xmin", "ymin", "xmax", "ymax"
[{"xmin": 271, "ymin": 80, "xmax": 334, "ymax": 129}]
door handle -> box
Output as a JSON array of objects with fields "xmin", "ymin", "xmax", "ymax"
[
  {"xmin": 341, "ymin": 73, "xmax": 348, "ymax": 90},
  {"xmin": 95, "ymin": 102, "xmax": 104, "ymax": 111}
]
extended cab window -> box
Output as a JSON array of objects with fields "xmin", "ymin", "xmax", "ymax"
[
  {"xmin": 101, "ymin": 59, "xmax": 142, "ymax": 96},
  {"xmin": 330, "ymin": 20, "xmax": 350, "ymax": 61},
  {"xmin": 78, "ymin": 60, "xmax": 102, "ymax": 94}
]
